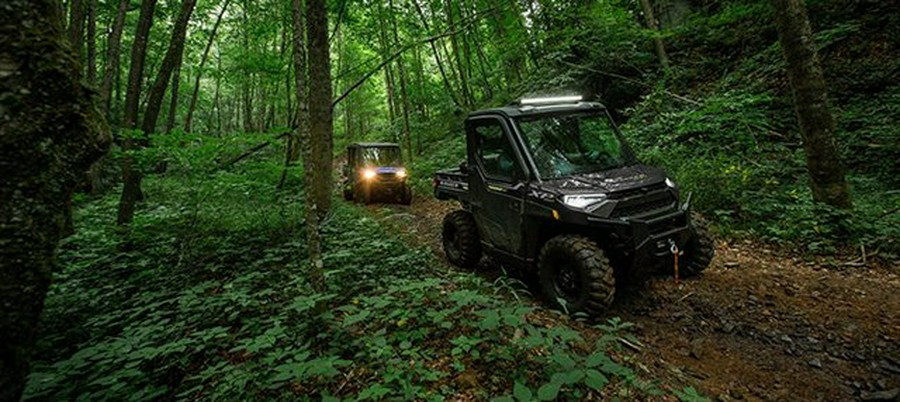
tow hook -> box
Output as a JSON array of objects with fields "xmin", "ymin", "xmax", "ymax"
[{"xmin": 669, "ymin": 239, "xmax": 684, "ymax": 284}]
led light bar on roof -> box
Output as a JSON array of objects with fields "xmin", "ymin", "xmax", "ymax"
[{"xmin": 519, "ymin": 95, "xmax": 583, "ymax": 105}]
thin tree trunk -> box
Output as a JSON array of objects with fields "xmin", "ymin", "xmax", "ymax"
[
  {"xmin": 389, "ymin": 0, "xmax": 413, "ymax": 161},
  {"xmin": 307, "ymin": 0, "xmax": 334, "ymax": 222},
  {"xmin": 0, "ymin": 2, "xmax": 109, "ymax": 399},
  {"xmin": 639, "ymin": 0, "xmax": 671, "ymax": 71},
  {"xmin": 771, "ymin": 0, "xmax": 851, "ymax": 209},
  {"xmin": 292, "ymin": 0, "xmax": 325, "ymax": 295},
  {"xmin": 215, "ymin": 52, "xmax": 223, "ymax": 133},
  {"xmin": 86, "ymin": 0, "xmax": 96, "ymax": 85},
  {"xmin": 117, "ymin": 0, "xmax": 157, "ymax": 225},
  {"xmin": 100, "ymin": 0, "xmax": 129, "ymax": 118},
  {"xmin": 445, "ymin": 0, "xmax": 471, "ymax": 107},
  {"xmin": 184, "ymin": 0, "xmax": 231, "ymax": 133},
  {"xmin": 412, "ymin": 0, "xmax": 461, "ymax": 108},
  {"xmin": 165, "ymin": 51, "xmax": 183, "ymax": 133},
  {"xmin": 68, "ymin": 0, "xmax": 85, "ymax": 64}
]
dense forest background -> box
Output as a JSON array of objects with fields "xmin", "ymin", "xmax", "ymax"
[{"xmin": 3, "ymin": 0, "xmax": 898, "ymax": 400}]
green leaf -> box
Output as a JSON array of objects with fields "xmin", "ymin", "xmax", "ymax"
[
  {"xmin": 513, "ymin": 381, "xmax": 533, "ymax": 402},
  {"xmin": 550, "ymin": 352, "xmax": 576, "ymax": 371},
  {"xmin": 584, "ymin": 369, "xmax": 609, "ymax": 391},
  {"xmin": 537, "ymin": 380, "xmax": 561, "ymax": 401},
  {"xmin": 585, "ymin": 351, "xmax": 611, "ymax": 368}
]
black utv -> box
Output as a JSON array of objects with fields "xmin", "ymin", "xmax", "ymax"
[
  {"xmin": 433, "ymin": 96, "xmax": 714, "ymax": 316},
  {"xmin": 343, "ymin": 142, "xmax": 412, "ymax": 205}
]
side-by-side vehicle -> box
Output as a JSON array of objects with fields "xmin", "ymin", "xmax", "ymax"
[{"xmin": 434, "ymin": 96, "xmax": 714, "ymax": 316}]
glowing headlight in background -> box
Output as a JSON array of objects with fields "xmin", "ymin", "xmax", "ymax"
[
  {"xmin": 362, "ymin": 169, "xmax": 377, "ymax": 179},
  {"xmin": 396, "ymin": 169, "xmax": 407, "ymax": 178}
]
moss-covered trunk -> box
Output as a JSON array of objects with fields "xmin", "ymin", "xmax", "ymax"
[
  {"xmin": 771, "ymin": 0, "xmax": 852, "ymax": 209},
  {"xmin": 0, "ymin": 1, "xmax": 110, "ymax": 399}
]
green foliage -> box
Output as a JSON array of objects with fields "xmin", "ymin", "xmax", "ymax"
[{"xmin": 27, "ymin": 133, "xmax": 686, "ymax": 401}]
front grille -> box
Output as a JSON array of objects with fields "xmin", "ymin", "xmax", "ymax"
[
  {"xmin": 610, "ymin": 196, "xmax": 675, "ymax": 218},
  {"xmin": 649, "ymin": 213, "xmax": 687, "ymax": 235},
  {"xmin": 377, "ymin": 172, "xmax": 400, "ymax": 182}
]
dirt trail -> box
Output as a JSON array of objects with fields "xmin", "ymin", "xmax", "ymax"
[{"xmin": 366, "ymin": 196, "xmax": 900, "ymax": 402}]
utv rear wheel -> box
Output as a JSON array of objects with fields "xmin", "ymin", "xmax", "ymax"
[
  {"xmin": 442, "ymin": 211, "xmax": 481, "ymax": 268},
  {"xmin": 539, "ymin": 235, "xmax": 615, "ymax": 316},
  {"xmin": 682, "ymin": 212, "xmax": 715, "ymax": 276}
]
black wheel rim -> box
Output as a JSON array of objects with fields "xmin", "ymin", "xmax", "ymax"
[
  {"xmin": 553, "ymin": 262, "xmax": 581, "ymax": 304},
  {"xmin": 444, "ymin": 226, "xmax": 461, "ymax": 261}
]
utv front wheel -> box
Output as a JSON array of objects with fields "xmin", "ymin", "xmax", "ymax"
[
  {"xmin": 399, "ymin": 186, "xmax": 412, "ymax": 205},
  {"xmin": 343, "ymin": 186, "xmax": 354, "ymax": 201},
  {"xmin": 539, "ymin": 235, "xmax": 615, "ymax": 316},
  {"xmin": 682, "ymin": 212, "xmax": 715, "ymax": 276},
  {"xmin": 442, "ymin": 211, "xmax": 481, "ymax": 268}
]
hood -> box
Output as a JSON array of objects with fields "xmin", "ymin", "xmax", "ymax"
[{"xmin": 538, "ymin": 164, "xmax": 668, "ymax": 195}]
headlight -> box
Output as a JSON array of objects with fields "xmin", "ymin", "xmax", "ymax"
[
  {"xmin": 395, "ymin": 169, "xmax": 407, "ymax": 178},
  {"xmin": 362, "ymin": 169, "xmax": 376, "ymax": 179},
  {"xmin": 665, "ymin": 177, "xmax": 677, "ymax": 188},
  {"xmin": 561, "ymin": 193, "xmax": 608, "ymax": 209}
]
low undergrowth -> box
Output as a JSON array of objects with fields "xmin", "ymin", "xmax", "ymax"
[{"xmin": 25, "ymin": 137, "xmax": 691, "ymax": 401}]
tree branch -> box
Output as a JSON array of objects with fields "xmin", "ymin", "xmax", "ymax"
[
  {"xmin": 558, "ymin": 60, "xmax": 701, "ymax": 106},
  {"xmin": 332, "ymin": 6, "xmax": 499, "ymax": 107}
]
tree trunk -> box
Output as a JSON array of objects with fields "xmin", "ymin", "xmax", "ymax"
[
  {"xmin": 412, "ymin": 0, "xmax": 461, "ymax": 108},
  {"xmin": 0, "ymin": 2, "xmax": 109, "ymax": 399},
  {"xmin": 165, "ymin": 51, "xmax": 182, "ymax": 133},
  {"xmin": 307, "ymin": 0, "xmax": 334, "ymax": 221},
  {"xmin": 771, "ymin": 0, "xmax": 852, "ymax": 209},
  {"xmin": 86, "ymin": 0, "xmax": 97, "ymax": 86},
  {"xmin": 117, "ymin": 0, "xmax": 157, "ymax": 225},
  {"xmin": 639, "ymin": 0, "xmax": 671, "ymax": 71},
  {"xmin": 445, "ymin": 0, "xmax": 471, "ymax": 107},
  {"xmin": 100, "ymin": 0, "xmax": 129, "ymax": 119},
  {"xmin": 119, "ymin": 0, "xmax": 196, "ymax": 225},
  {"xmin": 292, "ymin": 0, "xmax": 326, "ymax": 295},
  {"xmin": 68, "ymin": 0, "xmax": 85, "ymax": 64},
  {"xmin": 389, "ymin": 0, "xmax": 413, "ymax": 162},
  {"xmin": 184, "ymin": 0, "xmax": 231, "ymax": 133}
]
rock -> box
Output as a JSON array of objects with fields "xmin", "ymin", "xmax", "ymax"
[
  {"xmin": 730, "ymin": 389, "xmax": 744, "ymax": 400},
  {"xmin": 808, "ymin": 358, "xmax": 823, "ymax": 368},
  {"xmin": 724, "ymin": 262, "xmax": 740, "ymax": 268},
  {"xmin": 860, "ymin": 388, "xmax": 899, "ymax": 401}
]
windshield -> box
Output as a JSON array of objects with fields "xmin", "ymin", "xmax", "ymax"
[
  {"xmin": 359, "ymin": 147, "xmax": 402, "ymax": 167},
  {"xmin": 516, "ymin": 112, "xmax": 633, "ymax": 179}
]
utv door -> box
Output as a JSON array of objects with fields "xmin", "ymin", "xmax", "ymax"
[{"xmin": 466, "ymin": 116, "xmax": 528, "ymax": 256}]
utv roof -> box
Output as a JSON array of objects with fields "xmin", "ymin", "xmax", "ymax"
[
  {"xmin": 348, "ymin": 142, "xmax": 400, "ymax": 148},
  {"xmin": 468, "ymin": 101, "xmax": 607, "ymax": 119}
]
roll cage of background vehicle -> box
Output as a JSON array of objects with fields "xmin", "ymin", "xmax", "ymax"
[{"xmin": 434, "ymin": 95, "xmax": 715, "ymax": 317}]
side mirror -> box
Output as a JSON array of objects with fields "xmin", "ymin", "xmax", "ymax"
[{"xmin": 459, "ymin": 161, "xmax": 469, "ymax": 174}]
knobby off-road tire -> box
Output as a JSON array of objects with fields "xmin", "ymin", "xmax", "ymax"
[
  {"xmin": 399, "ymin": 186, "xmax": 412, "ymax": 206},
  {"xmin": 442, "ymin": 211, "xmax": 482, "ymax": 268},
  {"xmin": 682, "ymin": 212, "xmax": 715, "ymax": 276},
  {"xmin": 539, "ymin": 235, "xmax": 615, "ymax": 316},
  {"xmin": 354, "ymin": 186, "xmax": 372, "ymax": 205},
  {"xmin": 343, "ymin": 186, "xmax": 353, "ymax": 201}
]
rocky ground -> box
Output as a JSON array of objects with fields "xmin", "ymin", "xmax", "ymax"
[{"xmin": 365, "ymin": 196, "xmax": 899, "ymax": 402}]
